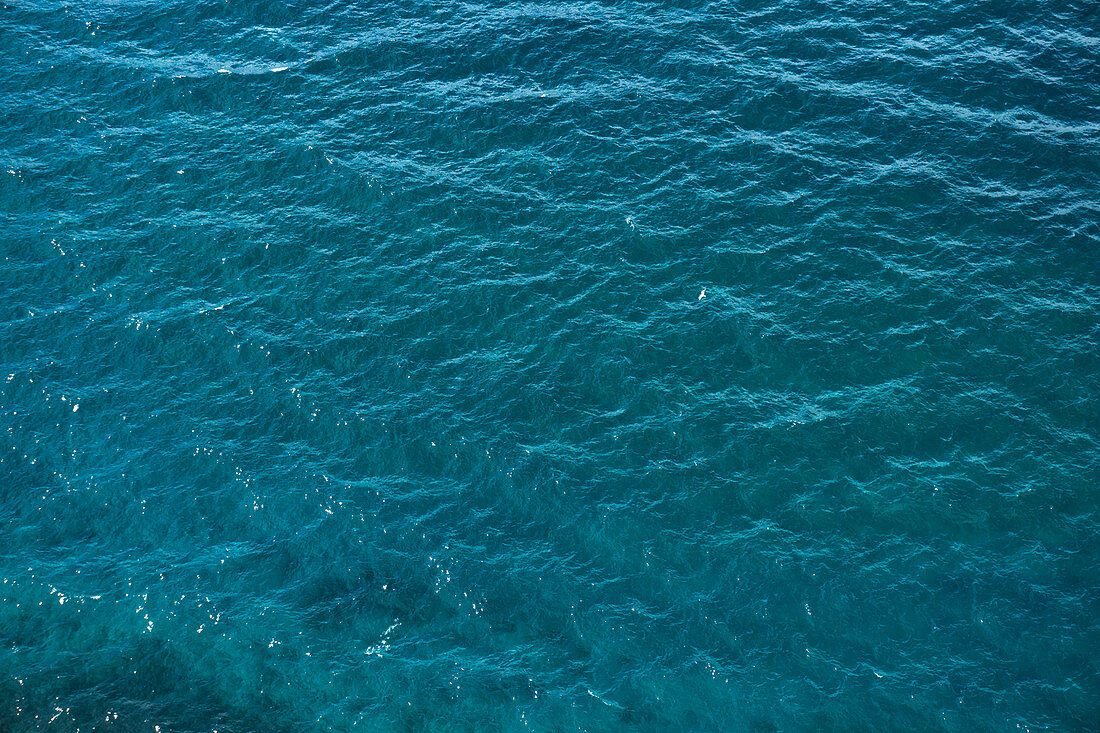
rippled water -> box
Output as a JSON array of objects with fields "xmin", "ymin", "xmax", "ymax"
[{"xmin": 2, "ymin": 0, "xmax": 1098, "ymax": 730}]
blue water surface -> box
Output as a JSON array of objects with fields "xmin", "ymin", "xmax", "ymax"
[{"xmin": 2, "ymin": 0, "xmax": 1098, "ymax": 730}]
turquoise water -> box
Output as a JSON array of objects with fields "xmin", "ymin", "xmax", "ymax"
[{"xmin": 2, "ymin": 0, "xmax": 1098, "ymax": 730}]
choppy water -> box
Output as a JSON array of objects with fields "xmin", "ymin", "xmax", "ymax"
[{"xmin": 2, "ymin": 0, "xmax": 1098, "ymax": 730}]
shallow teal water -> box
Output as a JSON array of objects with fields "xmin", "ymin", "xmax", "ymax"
[{"xmin": 2, "ymin": 0, "xmax": 1099, "ymax": 730}]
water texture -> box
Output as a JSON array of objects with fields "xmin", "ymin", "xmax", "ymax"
[{"xmin": 2, "ymin": 0, "xmax": 1098, "ymax": 730}]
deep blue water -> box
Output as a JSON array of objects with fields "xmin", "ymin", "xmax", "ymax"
[{"xmin": 2, "ymin": 0, "xmax": 1099, "ymax": 730}]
